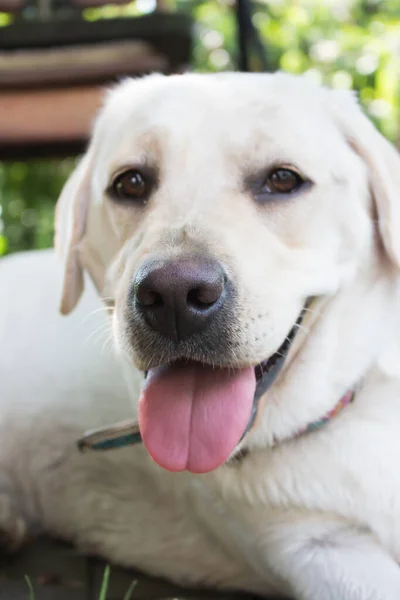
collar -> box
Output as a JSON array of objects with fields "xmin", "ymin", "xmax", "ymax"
[
  {"xmin": 77, "ymin": 389, "xmax": 355, "ymax": 454},
  {"xmin": 296, "ymin": 388, "xmax": 355, "ymax": 438},
  {"xmin": 227, "ymin": 388, "xmax": 355, "ymax": 465}
]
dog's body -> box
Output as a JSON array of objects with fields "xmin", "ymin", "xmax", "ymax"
[
  {"xmin": 2, "ymin": 72, "xmax": 400, "ymax": 599},
  {"xmin": 0, "ymin": 249, "xmax": 274, "ymax": 593}
]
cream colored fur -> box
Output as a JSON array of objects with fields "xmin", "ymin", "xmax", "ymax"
[{"xmin": 2, "ymin": 72, "xmax": 400, "ymax": 599}]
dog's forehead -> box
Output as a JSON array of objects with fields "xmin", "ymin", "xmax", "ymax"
[
  {"xmin": 94, "ymin": 73, "xmax": 349, "ymax": 179},
  {"xmin": 99, "ymin": 74, "xmax": 330, "ymax": 138}
]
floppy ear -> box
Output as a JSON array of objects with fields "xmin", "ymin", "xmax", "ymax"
[
  {"xmin": 54, "ymin": 150, "xmax": 94, "ymax": 315},
  {"xmin": 327, "ymin": 89, "xmax": 400, "ymax": 268}
]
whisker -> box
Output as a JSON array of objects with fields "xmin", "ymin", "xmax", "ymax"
[
  {"xmin": 93, "ymin": 328, "xmax": 113, "ymax": 348},
  {"xmin": 294, "ymin": 322, "xmax": 311, "ymax": 336},
  {"xmin": 101, "ymin": 333, "xmax": 114, "ymax": 356},
  {"xmin": 302, "ymin": 306, "xmax": 318, "ymax": 316},
  {"xmin": 79, "ymin": 305, "xmax": 113, "ymax": 327},
  {"xmin": 85, "ymin": 322, "xmax": 113, "ymax": 347}
]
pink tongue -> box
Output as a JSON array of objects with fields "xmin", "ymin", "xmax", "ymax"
[{"xmin": 138, "ymin": 363, "xmax": 256, "ymax": 473}]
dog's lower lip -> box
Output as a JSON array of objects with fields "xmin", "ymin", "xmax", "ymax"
[
  {"xmin": 240, "ymin": 300, "xmax": 310, "ymax": 441},
  {"xmin": 253, "ymin": 327, "xmax": 295, "ymax": 383},
  {"xmin": 254, "ymin": 356, "xmax": 279, "ymax": 381}
]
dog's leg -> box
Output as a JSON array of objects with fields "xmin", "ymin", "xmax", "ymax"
[
  {"xmin": 0, "ymin": 491, "xmax": 28, "ymax": 552},
  {"xmin": 264, "ymin": 517, "xmax": 400, "ymax": 600}
]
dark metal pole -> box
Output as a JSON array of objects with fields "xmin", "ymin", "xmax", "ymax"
[
  {"xmin": 235, "ymin": 0, "xmax": 269, "ymax": 73},
  {"xmin": 236, "ymin": 0, "xmax": 250, "ymax": 72}
]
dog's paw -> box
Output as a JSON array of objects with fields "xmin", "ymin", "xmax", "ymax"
[{"xmin": 0, "ymin": 492, "xmax": 28, "ymax": 553}]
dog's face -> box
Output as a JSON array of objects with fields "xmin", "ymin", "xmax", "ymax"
[{"xmin": 56, "ymin": 73, "xmax": 400, "ymax": 473}]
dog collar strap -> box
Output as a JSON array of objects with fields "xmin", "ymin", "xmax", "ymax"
[
  {"xmin": 77, "ymin": 420, "xmax": 142, "ymax": 452},
  {"xmin": 77, "ymin": 390, "xmax": 355, "ymax": 453},
  {"xmin": 296, "ymin": 389, "xmax": 354, "ymax": 439}
]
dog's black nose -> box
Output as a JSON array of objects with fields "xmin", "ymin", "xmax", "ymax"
[{"xmin": 133, "ymin": 258, "xmax": 226, "ymax": 341}]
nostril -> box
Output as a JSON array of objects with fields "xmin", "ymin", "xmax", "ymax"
[
  {"xmin": 136, "ymin": 287, "xmax": 164, "ymax": 309},
  {"xmin": 187, "ymin": 282, "xmax": 224, "ymax": 310},
  {"xmin": 187, "ymin": 288, "xmax": 211, "ymax": 310}
]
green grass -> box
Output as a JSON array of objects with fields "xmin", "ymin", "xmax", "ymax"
[
  {"xmin": 122, "ymin": 579, "xmax": 137, "ymax": 600},
  {"xmin": 24, "ymin": 575, "xmax": 35, "ymax": 600},
  {"xmin": 98, "ymin": 565, "xmax": 111, "ymax": 600},
  {"xmin": 24, "ymin": 567, "xmax": 137, "ymax": 599}
]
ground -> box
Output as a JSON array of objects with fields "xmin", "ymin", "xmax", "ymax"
[{"xmin": 0, "ymin": 536, "xmax": 264, "ymax": 600}]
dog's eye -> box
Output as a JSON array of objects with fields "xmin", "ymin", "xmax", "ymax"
[
  {"xmin": 111, "ymin": 170, "xmax": 149, "ymax": 201},
  {"xmin": 263, "ymin": 168, "xmax": 304, "ymax": 195}
]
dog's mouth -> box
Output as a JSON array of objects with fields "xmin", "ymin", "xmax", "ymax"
[{"xmin": 138, "ymin": 302, "xmax": 308, "ymax": 474}]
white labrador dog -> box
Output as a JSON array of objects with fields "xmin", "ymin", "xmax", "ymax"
[{"xmin": 1, "ymin": 72, "xmax": 400, "ymax": 599}]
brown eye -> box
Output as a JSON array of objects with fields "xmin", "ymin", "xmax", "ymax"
[
  {"xmin": 264, "ymin": 168, "xmax": 304, "ymax": 194},
  {"xmin": 111, "ymin": 169, "xmax": 148, "ymax": 201}
]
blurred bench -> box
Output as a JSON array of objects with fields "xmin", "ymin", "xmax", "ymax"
[{"xmin": 0, "ymin": 0, "xmax": 192, "ymax": 159}]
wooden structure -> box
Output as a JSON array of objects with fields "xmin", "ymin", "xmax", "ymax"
[{"xmin": 0, "ymin": 0, "xmax": 192, "ymax": 159}]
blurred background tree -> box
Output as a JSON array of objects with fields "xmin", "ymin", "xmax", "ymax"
[{"xmin": 0, "ymin": 0, "xmax": 399, "ymax": 256}]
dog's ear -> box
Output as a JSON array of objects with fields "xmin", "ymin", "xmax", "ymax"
[
  {"xmin": 54, "ymin": 149, "xmax": 94, "ymax": 315},
  {"xmin": 327, "ymin": 89, "xmax": 400, "ymax": 268}
]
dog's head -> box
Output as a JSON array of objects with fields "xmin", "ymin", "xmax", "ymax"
[{"xmin": 55, "ymin": 72, "xmax": 400, "ymax": 472}]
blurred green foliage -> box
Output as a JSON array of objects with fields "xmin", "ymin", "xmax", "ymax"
[
  {"xmin": 0, "ymin": 159, "xmax": 75, "ymax": 255},
  {"xmin": 0, "ymin": 0, "xmax": 399, "ymax": 255}
]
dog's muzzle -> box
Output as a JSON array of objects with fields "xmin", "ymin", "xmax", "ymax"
[{"xmin": 78, "ymin": 299, "xmax": 310, "ymax": 473}]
